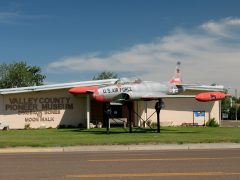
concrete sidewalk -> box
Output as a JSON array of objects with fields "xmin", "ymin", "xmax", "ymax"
[{"xmin": 0, "ymin": 143, "xmax": 240, "ymax": 153}]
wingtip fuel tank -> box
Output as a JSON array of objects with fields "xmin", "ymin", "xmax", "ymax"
[
  {"xmin": 195, "ymin": 92, "xmax": 230, "ymax": 102},
  {"xmin": 68, "ymin": 86, "xmax": 98, "ymax": 94}
]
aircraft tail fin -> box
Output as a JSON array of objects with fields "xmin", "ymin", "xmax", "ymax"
[{"xmin": 169, "ymin": 61, "xmax": 182, "ymax": 85}]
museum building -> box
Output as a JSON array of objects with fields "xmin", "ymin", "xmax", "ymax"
[{"xmin": 0, "ymin": 79, "xmax": 221, "ymax": 129}]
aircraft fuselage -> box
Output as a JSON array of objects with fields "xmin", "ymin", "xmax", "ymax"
[{"xmin": 95, "ymin": 81, "xmax": 178, "ymax": 102}]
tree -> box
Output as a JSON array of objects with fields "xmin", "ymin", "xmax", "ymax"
[
  {"xmin": 221, "ymin": 97, "xmax": 232, "ymax": 114},
  {"xmin": 92, "ymin": 71, "xmax": 118, "ymax": 80},
  {"xmin": 0, "ymin": 61, "xmax": 46, "ymax": 88},
  {"xmin": 228, "ymin": 106, "xmax": 240, "ymax": 120}
]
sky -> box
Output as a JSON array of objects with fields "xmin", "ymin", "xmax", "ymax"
[{"xmin": 0, "ymin": 0, "xmax": 240, "ymax": 94}]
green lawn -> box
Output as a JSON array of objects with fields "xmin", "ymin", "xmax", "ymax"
[{"xmin": 0, "ymin": 127, "xmax": 239, "ymax": 148}]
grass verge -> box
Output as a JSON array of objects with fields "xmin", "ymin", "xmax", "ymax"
[{"xmin": 0, "ymin": 127, "xmax": 239, "ymax": 148}]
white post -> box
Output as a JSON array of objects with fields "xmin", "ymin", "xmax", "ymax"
[
  {"xmin": 235, "ymin": 89, "xmax": 238, "ymax": 121},
  {"xmin": 219, "ymin": 101, "xmax": 221, "ymax": 127},
  {"xmin": 144, "ymin": 101, "xmax": 147, "ymax": 127},
  {"xmin": 136, "ymin": 102, "xmax": 141, "ymax": 127},
  {"xmin": 86, "ymin": 95, "xmax": 90, "ymax": 129}
]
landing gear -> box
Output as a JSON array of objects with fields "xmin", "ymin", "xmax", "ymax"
[
  {"xmin": 103, "ymin": 102, "xmax": 111, "ymax": 134},
  {"xmin": 127, "ymin": 102, "xmax": 133, "ymax": 133},
  {"xmin": 155, "ymin": 99, "xmax": 165, "ymax": 133},
  {"xmin": 104, "ymin": 100, "xmax": 164, "ymax": 134},
  {"xmin": 127, "ymin": 100, "xmax": 164, "ymax": 133}
]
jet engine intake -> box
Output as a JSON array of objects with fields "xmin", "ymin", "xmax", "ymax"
[{"xmin": 168, "ymin": 85, "xmax": 179, "ymax": 95}]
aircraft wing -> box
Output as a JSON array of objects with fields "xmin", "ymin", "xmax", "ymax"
[
  {"xmin": 143, "ymin": 94, "xmax": 195, "ymax": 98},
  {"xmin": 141, "ymin": 94, "xmax": 195, "ymax": 101},
  {"xmin": 111, "ymin": 92, "xmax": 195, "ymax": 103},
  {"xmin": 140, "ymin": 84, "xmax": 227, "ymax": 102},
  {"xmin": 0, "ymin": 79, "xmax": 118, "ymax": 95},
  {"xmin": 140, "ymin": 84, "xmax": 225, "ymax": 100},
  {"xmin": 112, "ymin": 88, "xmax": 226, "ymax": 103},
  {"xmin": 177, "ymin": 84, "xmax": 225, "ymax": 92}
]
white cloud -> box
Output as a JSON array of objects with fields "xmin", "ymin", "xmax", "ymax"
[
  {"xmin": 0, "ymin": 12, "xmax": 20, "ymax": 24},
  {"xmin": 201, "ymin": 17, "xmax": 240, "ymax": 38},
  {"xmin": 47, "ymin": 17, "xmax": 240, "ymax": 90},
  {"xmin": 0, "ymin": 11, "xmax": 49, "ymax": 24}
]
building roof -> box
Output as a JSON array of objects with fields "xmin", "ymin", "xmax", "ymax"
[{"xmin": 0, "ymin": 79, "xmax": 118, "ymax": 95}]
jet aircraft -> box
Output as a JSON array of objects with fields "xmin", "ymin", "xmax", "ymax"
[
  {"xmin": 69, "ymin": 62, "xmax": 228, "ymax": 103},
  {"xmin": 69, "ymin": 62, "xmax": 229, "ymax": 133},
  {"xmin": 69, "ymin": 77, "xmax": 228, "ymax": 102}
]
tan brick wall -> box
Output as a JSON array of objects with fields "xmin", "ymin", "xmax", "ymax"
[
  {"xmin": 135, "ymin": 98, "xmax": 220, "ymax": 126},
  {"xmin": 0, "ymin": 89, "xmax": 87, "ymax": 129}
]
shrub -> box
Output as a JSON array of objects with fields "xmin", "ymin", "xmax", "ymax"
[
  {"xmin": 146, "ymin": 120, "xmax": 152, "ymax": 126},
  {"xmin": 24, "ymin": 123, "xmax": 31, "ymax": 129},
  {"xmin": 57, "ymin": 124, "xmax": 66, "ymax": 129},
  {"xmin": 206, "ymin": 118, "xmax": 219, "ymax": 127}
]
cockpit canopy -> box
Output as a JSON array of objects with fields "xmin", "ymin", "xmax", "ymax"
[{"xmin": 114, "ymin": 77, "xmax": 142, "ymax": 85}]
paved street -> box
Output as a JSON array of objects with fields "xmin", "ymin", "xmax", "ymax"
[{"xmin": 0, "ymin": 149, "xmax": 240, "ymax": 179}]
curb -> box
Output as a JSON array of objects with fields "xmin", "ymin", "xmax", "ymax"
[{"xmin": 0, "ymin": 143, "xmax": 240, "ymax": 154}]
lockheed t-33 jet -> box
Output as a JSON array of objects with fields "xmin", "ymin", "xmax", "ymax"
[
  {"xmin": 69, "ymin": 62, "xmax": 229, "ymax": 133},
  {"xmin": 69, "ymin": 62, "xmax": 228, "ymax": 103}
]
